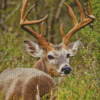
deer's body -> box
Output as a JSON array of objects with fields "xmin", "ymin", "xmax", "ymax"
[
  {"xmin": 0, "ymin": 68, "xmax": 57, "ymax": 100},
  {"xmin": 0, "ymin": 0, "xmax": 95, "ymax": 100}
]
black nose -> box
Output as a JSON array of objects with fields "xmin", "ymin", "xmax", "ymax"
[{"xmin": 61, "ymin": 66, "xmax": 71, "ymax": 74}]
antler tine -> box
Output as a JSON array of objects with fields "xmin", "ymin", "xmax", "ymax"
[
  {"xmin": 75, "ymin": 0, "xmax": 85, "ymax": 22},
  {"xmin": 88, "ymin": 0, "xmax": 93, "ymax": 15},
  {"xmin": 21, "ymin": 0, "xmax": 28, "ymax": 20},
  {"xmin": 62, "ymin": 2, "xmax": 79, "ymax": 44},
  {"xmin": 20, "ymin": 0, "xmax": 50, "ymax": 49},
  {"xmin": 21, "ymin": 14, "xmax": 48, "ymax": 25},
  {"xmin": 61, "ymin": 2, "xmax": 78, "ymax": 43},
  {"xmin": 23, "ymin": 4, "xmax": 35, "ymax": 21},
  {"xmin": 61, "ymin": 0, "xmax": 95, "ymax": 45},
  {"xmin": 21, "ymin": 0, "xmax": 48, "ymax": 25},
  {"xmin": 63, "ymin": 3, "xmax": 78, "ymax": 25},
  {"xmin": 41, "ymin": 21, "xmax": 44, "ymax": 37},
  {"xmin": 86, "ymin": 0, "xmax": 95, "ymax": 19},
  {"xmin": 60, "ymin": 23, "xmax": 65, "ymax": 38}
]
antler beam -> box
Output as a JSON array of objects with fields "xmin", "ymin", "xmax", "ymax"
[
  {"xmin": 20, "ymin": 0, "xmax": 50, "ymax": 48},
  {"xmin": 61, "ymin": 0, "xmax": 95, "ymax": 45}
]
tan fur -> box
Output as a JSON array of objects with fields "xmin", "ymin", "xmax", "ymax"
[
  {"xmin": 1, "ymin": 67, "xmax": 13, "ymax": 74},
  {"xmin": 0, "ymin": 68, "xmax": 57, "ymax": 100},
  {"xmin": 52, "ymin": 44, "xmax": 63, "ymax": 51},
  {"xmin": 46, "ymin": 44, "xmax": 53, "ymax": 54},
  {"xmin": 34, "ymin": 59, "xmax": 59, "ymax": 78}
]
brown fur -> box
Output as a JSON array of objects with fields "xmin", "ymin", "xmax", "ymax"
[
  {"xmin": 34, "ymin": 59, "xmax": 59, "ymax": 77},
  {"xmin": 1, "ymin": 67, "xmax": 13, "ymax": 74},
  {"xmin": 47, "ymin": 44, "xmax": 53, "ymax": 54},
  {"xmin": 52, "ymin": 44, "xmax": 63, "ymax": 51},
  {"xmin": 34, "ymin": 59, "xmax": 48, "ymax": 73},
  {"xmin": 0, "ymin": 68, "xmax": 57, "ymax": 100}
]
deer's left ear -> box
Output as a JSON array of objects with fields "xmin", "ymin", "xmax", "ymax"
[
  {"xmin": 67, "ymin": 39, "xmax": 81, "ymax": 56},
  {"xmin": 24, "ymin": 40, "xmax": 46, "ymax": 58}
]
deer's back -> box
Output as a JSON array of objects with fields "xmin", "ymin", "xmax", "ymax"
[{"xmin": 0, "ymin": 68, "xmax": 57, "ymax": 100}]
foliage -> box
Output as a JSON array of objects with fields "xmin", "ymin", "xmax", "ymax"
[
  {"xmin": 0, "ymin": 92, "xmax": 3, "ymax": 100},
  {"xmin": 55, "ymin": 0, "xmax": 100, "ymax": 99},
  {"xmin": 0, "ymin": 33, "xmax": 38, "ymax": 73},
  {"xmin": 0, "ymin": 0, "xmax": 100, "ymax": 100}
]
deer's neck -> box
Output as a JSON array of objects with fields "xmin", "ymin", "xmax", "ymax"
[
  {"xmin": 33, "ymin": 59, "xmax": 63, "ymax": 85},
  {"xmin": 33, "ymin": 59, "xmax": 48, "ymax": 74},
  {"xmin": 33, "ymin": 59, "xmax": 56, "ymax": 78}
]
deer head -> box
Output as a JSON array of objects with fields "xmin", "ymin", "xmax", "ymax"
[{"xmin": 20, "ymin": 0, "xmax": 95, "ymax": 77}]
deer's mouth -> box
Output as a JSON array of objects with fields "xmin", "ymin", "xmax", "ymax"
[
  {"xmin": 58, "ymin": 68, "xmax": 71, "ymax": 76},
  {"xmin": 49, "ymin": 69, "xmax": 71, "ymax": 77}
]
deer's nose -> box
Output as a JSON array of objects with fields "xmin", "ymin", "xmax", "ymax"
[{"xmin": 61, "ymin": 66, "xmax": 71, "ymax": 74}]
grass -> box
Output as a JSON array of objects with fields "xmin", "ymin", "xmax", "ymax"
[
  {"xmin": 56, "ymin": 73, "xmax": 99, "ymax": 100},
  {"xmin": 0, "ymin": 32, "xmax": 99, "ymax": 100}
]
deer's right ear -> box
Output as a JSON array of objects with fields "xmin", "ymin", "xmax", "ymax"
[
  {"xmin": 67, "ymin": 39, "xmax": 81, "ymax": 56},
  {"xmin": 24, "ymin": 40, "xmax": 46, "ymax": 58}
]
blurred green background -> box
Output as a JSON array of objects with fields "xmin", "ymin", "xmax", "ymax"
[{"xmin": 0, "ymin": 0, "xmax": 100, "ymax": 99}]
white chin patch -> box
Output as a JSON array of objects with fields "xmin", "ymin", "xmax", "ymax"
[
  {"xmin": 60, "ymin": 73, "xmax": 65, "ymax": 76},
  {"xmin": 60, "ymin": 73, "xmax": 68, "ymax": 76},
  {"xmin": 59, "ymin": 71, "xmax": 65, "ymax": 76}
]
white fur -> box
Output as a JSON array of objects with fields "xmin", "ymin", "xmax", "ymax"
[
  {"xmin": 47, "ymin": 51, "xmax": 57, "ymax": 64},
  {"xmin": 50, "ymin": 90, "xmax": 53, "ymax": 100},
  {"xmin": 57, "ymin": 63, "xmax": 70, "ymax": 73},
  {"xmin": 47, "ymin": 48, "xmax": 69, "ymax": 64},
  {"xmin": 36, "ymin": 85, "xmax": 40, "ymax": 100},
  {"xmin": 32, "ymin": 49, "xmax": 43, "ymax": 58},
  {"xmin": 47, "ymin": 51, "xmax": 54, "ymax": 56},
  {"xmin": 24, "ymin": 41, "xmax": 44, "ymax": 58},
  {"xmin": 47, "ymin": 48, "xmax": 71, "ymax": 74},
  {"xmin": 69, "ymin": 39, "xmax": 81, "ymax": 56}
]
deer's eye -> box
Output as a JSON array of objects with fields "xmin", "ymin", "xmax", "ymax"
[
  {"xmin": 48, "ymin": 55, "xmax": 55, "ymax": 60},
  {"xmin": 66, "ymin": 53, "xmax": 70, "ymax": 58}
]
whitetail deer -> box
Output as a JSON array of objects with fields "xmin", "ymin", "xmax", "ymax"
[{"xmin": 0, "ymin": 0, "xmax": 95, "ymax": 100}]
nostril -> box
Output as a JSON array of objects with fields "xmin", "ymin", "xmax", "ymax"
[
  {"xmin": 61, "ymin": 66, "xmax": 71, "ymax": 74},
  {"xmin": 61, "ymin": 68, "xmax": 65, "ymax": 71},
  {"xmin": 64, "ymin": 67, "xmax": 71, "ymax": 71}
]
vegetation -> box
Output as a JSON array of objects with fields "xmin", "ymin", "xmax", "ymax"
[{"xmin": 0, "ymin": 0, "xmax": 99, "ymax": 100}]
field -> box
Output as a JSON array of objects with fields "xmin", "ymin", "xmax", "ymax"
[
  {"xmin": 0, "ymin": 0, "xmax": 100, "ymax": 99},
  {"xmin": 0, "ymin": 28, "xmax": 99, "ymax": 100}
]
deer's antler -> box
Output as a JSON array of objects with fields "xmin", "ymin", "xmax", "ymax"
[
  {"xmin": 60, "ymin": 0, "xmax": 95, "ymax": 45},
  {"xmin": 20, "ymin": 0, "xmax": 50, "ymax": 49}
]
